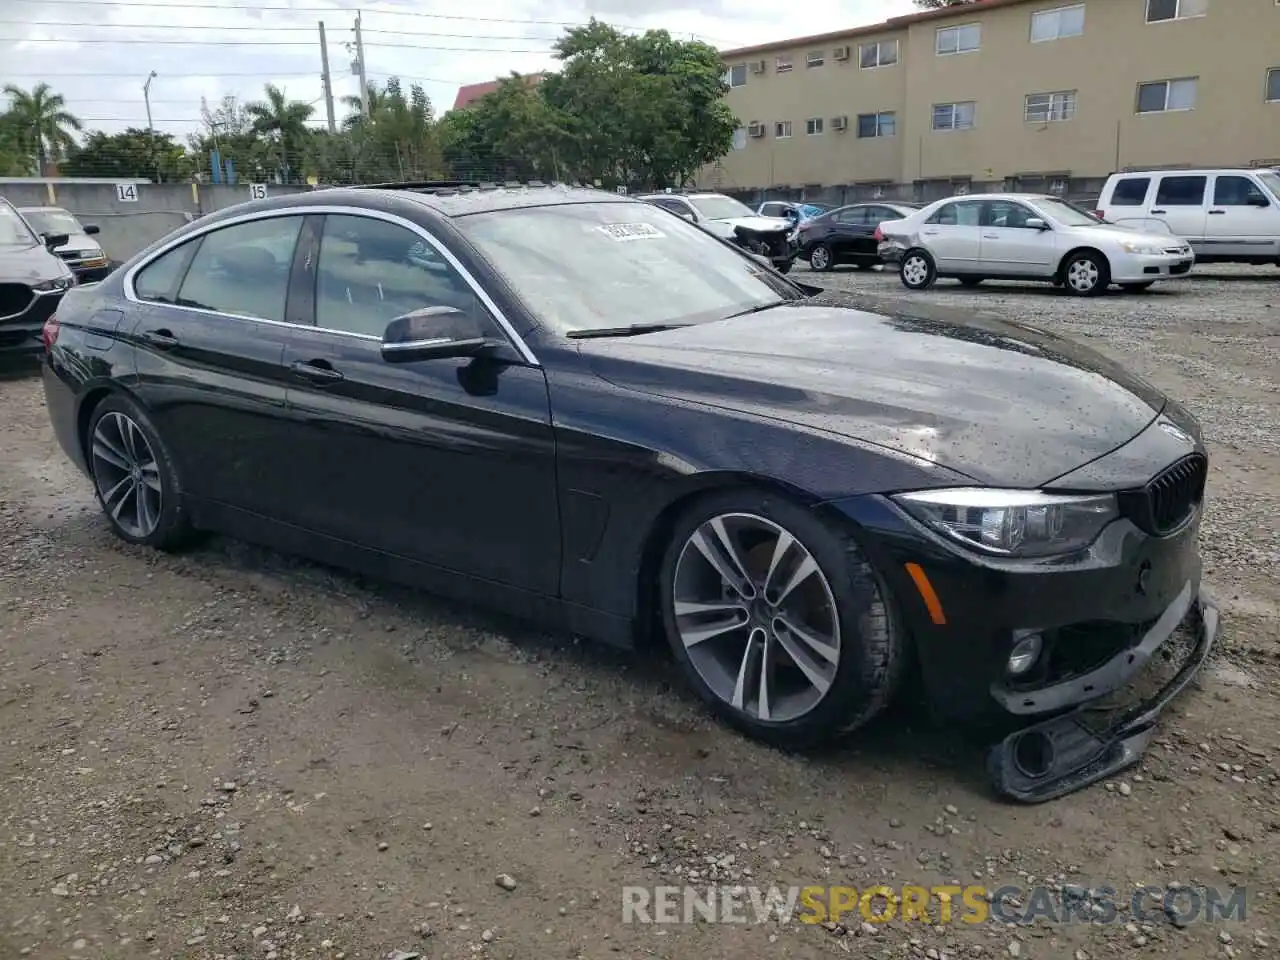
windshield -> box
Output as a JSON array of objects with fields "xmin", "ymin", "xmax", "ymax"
[
  {"xmin": 1257, "ymin": 170, "xmax": 1280, "ymax": 201},
  {"xmin": 0, "ymin": 203, "xmax": 39, "ymax": 246},
  {"xmin": 688, "ymin": 195, "xmax": 755, "ymax": 221},
  {"xmin": 1032, "ymin": 197, "xmax": 1105, "ymax": 226},
  {"xmin": 21, "ymin": 208, "xmax": 83, "ymax": 236},
  {"xmin": 455, "ymin": 201, "xmax": 798, "ymax": 335}
]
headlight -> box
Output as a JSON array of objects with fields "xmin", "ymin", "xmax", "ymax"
[
  {"xmin": 893, "ymin": 488, "xmax": 1119, "ymax": 557},
  {"xmin": 31, "ymin": 275, "xmax": 73, "ymax": 292},
  {"xmin": 1120, "ymin": 241, "xmax": 1164, "ymax": 255}
]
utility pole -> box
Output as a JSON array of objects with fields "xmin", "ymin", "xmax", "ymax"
[
  {"xmin": 353, "ymin": 10, "xmax": 370, "ymax": 118},
  {"xmin": 318, "ymin": 21, "xmax": 337, "ymax": 133},
  {"xmin": 143, "ymin": 70, "xmax": 158, "ymax": 182}
]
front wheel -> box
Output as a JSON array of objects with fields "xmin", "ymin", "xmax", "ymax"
[
  {"xmin": 658, "ymin": 490, "xmax": 905, "ymax": 748},
  {"xmin": 900, "ymin": 250, "xmax": 937, "ymax": 290},
  {"xmin": 87, "ymin": 393, "xmax": 196, "ymax": 551},
  {"xmin": 1061, "ymin": 251, "xmax": 1111, "ymax": 297}
]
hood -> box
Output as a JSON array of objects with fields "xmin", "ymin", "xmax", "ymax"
[
  {"xmin": 1077, "ymin": 223, "xmax": 1186, "ymax": 247},
  {"xmin": 709, "ymin": 215, "xmax": 794, "ymax": 234},
  {"xmin": 0, "ymin": 242, "xmax": 73, "ymax": 283},
  {"xmin": 577, "ymin": 299, "xmax": 1167, "ymax": 487},
  {"xmin": 51, "ymin": 231, "xmax": 104, "ymax": 255}
]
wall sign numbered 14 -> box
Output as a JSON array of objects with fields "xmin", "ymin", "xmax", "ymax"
[
  {"xmin": 250, "ymin": 183, "xmax": 268, "ymax": 200},
  {"xmin": 115, "ymin": 183, "xmax": 139, "ymax": 202}
]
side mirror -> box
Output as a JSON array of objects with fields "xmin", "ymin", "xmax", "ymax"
[
  {"xmin": 83, "ymin": 224, "xmax": 101, "ymax": 235},
  {"xmin": 380, "ymin": 306, "xmax": 491, "ymax": 363},
  {"xmin": 43, "ymin": 232, "xmax": 69, "ymax": 249},
  {"xmin": 1024, "ymin": 218, "xmax": 1048, "ymax": 231}
]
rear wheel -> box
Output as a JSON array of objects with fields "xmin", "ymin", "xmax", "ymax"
[
  {"xmin": 900, "ymin": 250, "xmax": 937, "ymax": 290},
  {"xmin": 87, "ymin": 393, "xmax": 196, "ymax": 551},
  {"xmin": 658, "ymin": 490, "xmax": 905, "ymax": 748},
  {"xmin": 808, "ymin": 243, "xmax": 835, "ymax": 272},
  {"xmin": 1061, "ymin": 251, "xmax": 1111, "ymax": 297}
]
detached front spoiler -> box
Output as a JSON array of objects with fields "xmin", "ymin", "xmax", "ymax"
[{"xmin": 987, "ymin": 590, "xmax": 1219, "ymax": 804}]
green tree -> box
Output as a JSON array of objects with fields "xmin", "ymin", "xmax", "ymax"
[
  {"xmin": 1, "ymin": 82, "xmax": 82, "ymax": 171},
  {"xmin": 61, "ymin": 128, "xmax": 193, "ymax": 181},
  {"xmin": 0, "ymin": 109, "xmax": 31, "ymax": 175},
  {"xmin": 244, "ymin": 83, "xmax": 315, "ymax": 182},
  {"xmin": 441, "ymin": 74, "xmax": 565, "ymax": 182}
]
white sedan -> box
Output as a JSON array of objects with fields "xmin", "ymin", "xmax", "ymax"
[{"xmin": 875, "ymin": 193, "xmax": 1195, "ymax": 296}]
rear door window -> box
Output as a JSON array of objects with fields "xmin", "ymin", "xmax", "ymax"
[
  {"xmin": 1154, "ymin": 175, "xmax": 1207, "ymax": 207},
  {"xmin": 835, "ymin": 207, "xmax": 870, "ymax": 224},
  {"xmin": 175, "ymin": 216, "xmax": 303, "ymax": 322},
  {"xmin": 134, "ymin": 240, "xmax": 199, "ymax": 304},
  {"xmin": 928, "ymin": 200, "xmax": 982, "ymax": 226},
  {"xmin": 1109, "ymin": 177, "xmax": 1151, "ymax": 206}
]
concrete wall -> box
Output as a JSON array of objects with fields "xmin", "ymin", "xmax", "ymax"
[{"xmin": 0, "ymin": 182, "xmax": 313, "ymax": 264}]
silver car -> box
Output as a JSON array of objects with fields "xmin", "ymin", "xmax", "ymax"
[
  {"xmin": 876, "ymin": 193, "xmax": 1195, "ymax": 296},
  {"xmin": 18, "ymin": 206, "xmax": 112, "ymax": 283}
]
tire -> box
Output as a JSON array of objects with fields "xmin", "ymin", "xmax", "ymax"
[
  {"xmin": 1121, "ymin": 281, "xmax": 1156, "ymax": 292},
  {"xmin": 958, "ymin": 277, "xmax": 984, "ymax": 287},
  {"xmin": 808, "ymin": 243, "xmax": 835, "ymax": 272},
  {"xmin": 900, "ymin": 249, "xmax": 937, "ymax": 290},
  {"xmin": 1060, "ymin": 250, "xmax": 1111, "ymax": 297},
  {"xmin": 657, "ymin": 488, "xmax": 906, "ymax": 749},
  {"xmin": 86, "ymin": 393, "xmax": 196, "ymax": 551}
]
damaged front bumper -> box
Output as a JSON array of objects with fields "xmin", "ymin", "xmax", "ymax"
[{"xmin": 988, "ymin": 587, "xmax": 1219, "ymax": 803}]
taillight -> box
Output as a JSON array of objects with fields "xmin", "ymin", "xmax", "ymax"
[
  {"xmin": 873, "ymin": 226, "xmax": 884, "ymax": 241},
  {"xmin": 41, "ymin": 314, "xmax": 60, "ymax": 351}
]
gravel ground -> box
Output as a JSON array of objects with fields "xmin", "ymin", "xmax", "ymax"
[{"xmin": 1, "ymin": 265, "xmax": 1278, "ymax": 960}]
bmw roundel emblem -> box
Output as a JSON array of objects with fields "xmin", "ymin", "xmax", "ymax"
[{"xmin": 1159, "ymin": 421, "xmax": 1192, "ymax": 444}]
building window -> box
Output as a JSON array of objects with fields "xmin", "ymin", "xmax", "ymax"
[
  {"xmin": 805, "ymin": 117, "xmax": 824, "ymax": 135},
  {"xmin": 1136, "ymin": 77, "xmax": 1197, "ymax": 113},
  {"xmin": 775, "ymin": 54, "xmax": 793, "ymax": 73},
  {"xmin": 1145, "ymin": 0, "xmax": 1208, "ymax": 22},
  {"xmin": 1030, "ymin": 4, "xmax": 1085, "ymax": 41},
  {"xmin": 859, "ymin": 39, "xmax": 899, "ymax": 68},
  {"xmin": 731, "ymin": 127, "xmax": 747, "ymax": 150},
  {"xmin": 856, "ymin": 112, "xmax": 897, "ymax": 138},
  {"xmin": 1267, "ymin": 67, "xmax": 1280, "ymax": 102},
  {"xmin": 775, "ymin": 121, "xmax": 792, "ymax": 139},
  {"xmin": 936, "ymin": 23, "xmax": 981, "ymax": 55},
  {"xmin": 806, "ymin": 50, "xmax": 825, "ymax": 67},
  {"xmin": 932, "ymin": 101, "xmax": 976, "ymax": 131},
  {"xmin": 1025, "ymin": 90, "xmax": 1077, "ymax": 122},
  {"xmin": 727, "ymin": 64, "xmax": 747, "ymax": 87}
]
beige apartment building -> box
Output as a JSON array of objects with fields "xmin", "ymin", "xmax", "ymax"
[{"xmin": 701, "ymin": 0, "xmax": 1280, "ymax": 202}]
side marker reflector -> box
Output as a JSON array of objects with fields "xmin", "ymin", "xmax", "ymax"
[{"xmin": 903, "ymin": 562, "xmax": 946, "ymax": 625}]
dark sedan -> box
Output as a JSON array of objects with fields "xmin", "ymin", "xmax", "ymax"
[
  {"xmin": 41, "ymin": 182, "xmax": 1216, "ymax": 803},
  {"xmin": 1, "ymin": 197, "xmax": 76, "ymax": 355},
  {"xmin": 797, "ymin": 201, "xmax": 921, "ymax": 271}
]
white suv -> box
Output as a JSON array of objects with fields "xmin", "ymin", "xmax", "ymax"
[
  {"xmin": 876, "ymin": 193, "xmax": 1194, "ymax": 296},
  {"xmin": 1095, "ymin": 168, "xmax": 1280, "ymax": 266}
]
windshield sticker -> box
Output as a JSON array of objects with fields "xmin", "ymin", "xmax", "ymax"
[{"xmin": 597, "ymin": 222, "xmax": 664, "ymax": 242}]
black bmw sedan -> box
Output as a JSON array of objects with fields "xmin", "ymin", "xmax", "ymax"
[{"xmin": 41, "ymin": 182, "xmax": 1217, "ymax": 802}]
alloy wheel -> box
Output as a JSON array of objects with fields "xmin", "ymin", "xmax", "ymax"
[
  {"xmin": 671, "ymin": 513, "xmax": 841, "ymax": 723},
  {"xmin": 902, "ymin": 255, "xmax": 929, "ymax": 287},
  {"xmin": 1066, "ymin": 257, "xmax": 1099, "ymax": 293},
  {"xmin": 810, "ymin": 246, "xmax": 830, "ymax": 270},
  {"xmin": 91, "ymin": 411, "xmax": 163, "ymax": 539}
]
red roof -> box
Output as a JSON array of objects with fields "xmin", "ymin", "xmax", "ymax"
[{"xmin": 451, "ymin": 72, "xmax": 547, "ymax": 111}]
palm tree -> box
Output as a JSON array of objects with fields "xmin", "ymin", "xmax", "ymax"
[
  {"xmin": 1, "ymin": 83, "xmax": 82, "ymax": 172},
  {"xmin": 244, "ymin": 83, "xmax": 315, "ymax": 181},
  {"xmin": 341, "ymin": 82, "xmax": 387, "ymax": 130}
]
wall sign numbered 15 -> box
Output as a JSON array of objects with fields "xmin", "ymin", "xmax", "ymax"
[
  {"xmin": 115, "ymin": 183, "xmax": 139, "ymax": 202},
  {"xmin": 250, "ymin": 183, "xmax": 268, "ymax": 200}
]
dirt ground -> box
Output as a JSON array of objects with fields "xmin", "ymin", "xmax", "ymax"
[{"xmin": 1, "ymin": 266, "xmax": 1277, "ymax": 960}]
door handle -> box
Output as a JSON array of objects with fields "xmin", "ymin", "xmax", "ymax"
[
  {"xmin": 922, "ymin": 230, "xmax": 939, "ymax": 236},
  {"xmin": 290, "ymin": 359, "xmax": 344, "ymax": 383},
  {"xmin": 1149, "ymin": 209, "xmax": 1167, "ymax": 215},
  {"xmin": 141, "ymin": 329, "xmax": 178, "ymax": 349},
  {"xmin": 982, "ymin": 233, "xmax": 999, "ymax": 239},
  {"xmin": 1208, "ymin": 209, "xmax": 1226, "ymax": 215}
]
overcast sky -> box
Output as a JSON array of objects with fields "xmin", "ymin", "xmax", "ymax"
[{"xmin": 2, "ymin": 0, "xmax": 917, "ymax": 141}]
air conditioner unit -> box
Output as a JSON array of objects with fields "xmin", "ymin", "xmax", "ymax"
[
  {"xmin": 833, "ymin": 46, "xmax": 850, "ymax": 60},
  {"xmin": 831, "ymin": 116, "xmax": 848, "ymax": 132},
  {"xmin": 751, "ymin": 59, "xmax": 768, "ymax": 74},
  {"xmin": 748, "ymin": 122, "xmax": 766, "ymax": 137}
]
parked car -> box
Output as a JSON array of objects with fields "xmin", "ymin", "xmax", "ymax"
[
  {"xmin": 797, "ymin": 201, "xmax": 923, "ymax": 271},
  {"xmin": 877, "ymin": 193, "xmax": 1195, "ymax": 296},
  {"xmin": 1094, "ymin": 168, "xmax": 1280, "ymax": 266},
  {"xmin": 43, "ymin": 182, "xmax": 1216, "ymax": 802},
  {"xmin": 756, "ymin": 200, "xmax": 831, "ymax": 224},
  {"xmin": 0, "ymin": 197, "xmax": 76, "ymax": 355},
  {"xmin": 636, "ymin": 191, "xmax": 798, "ymax": 272},
  {"xmin": 18, "ymin": 206, "xmax": 112, "ymax": 283}
]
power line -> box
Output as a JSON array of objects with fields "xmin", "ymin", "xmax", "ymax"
[
  {"xmin": 6, "ymin": 36, "xmax": 552, "ymax": 53},
  {"xmin": 4, "ymin": 20, "xmax": 564, "ymax": 41}
]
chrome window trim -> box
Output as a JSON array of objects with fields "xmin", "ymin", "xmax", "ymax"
[{"xmin": 121, "ymin": 204, "xmax": 540, "ymax": 366}]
